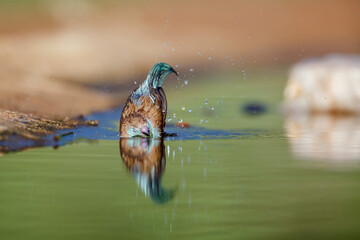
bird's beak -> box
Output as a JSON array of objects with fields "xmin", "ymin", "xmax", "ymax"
[
  {"xmin": 141, "ymin": 126, "xmax": 150, "ymax": 136},
  {"xmin": 170, "ymin": 66, "xmax": 178, "ymax": 76}
]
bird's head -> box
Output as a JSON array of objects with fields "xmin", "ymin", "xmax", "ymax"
[
  {"xmin": 124, "ymin": 113, "xmax": 151, "ymax": 138},
  {"xmin": 123, "ymin": 113, "xmax": 161, "ymax": 138},
  {"xmin": 127, "ymin": 125, "xmax": 150, "ymax": 138}
]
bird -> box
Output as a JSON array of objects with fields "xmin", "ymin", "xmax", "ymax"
[{"xmin": 120, "ymin": 63, "xmax": 177, "ymax": 138}]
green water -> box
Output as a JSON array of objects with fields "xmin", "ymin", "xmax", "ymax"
[{"xmin": 1, "ymin": 69, "xmax": 360, "ymax": 239}]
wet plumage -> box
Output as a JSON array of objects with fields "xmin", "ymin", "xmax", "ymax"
[{"xmin": 120, "ymin": 63, "xmax": 177, "ymax": 138}]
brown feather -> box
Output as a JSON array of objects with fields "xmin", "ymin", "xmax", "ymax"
[
  {"xmin": 158, "ymin": 87, "xmax": 167, "ymax": 128},
  {"xmin": 120, "ymin": 88, "xmax": 166, "ymax": 137}
]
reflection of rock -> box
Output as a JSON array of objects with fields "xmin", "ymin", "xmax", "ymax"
[
  {"xmin": 119, "ymin": 138, "xmax": 175, "ymax": 204},
  {"xmin": 284, "ymin": 54, "xmax": 360, "ymax": 114},
  {"xmin": 285, "ymin": 115, "xmax": 360, "ymax": 162}
]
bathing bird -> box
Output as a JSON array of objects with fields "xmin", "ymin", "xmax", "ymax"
[{"xmin": 120, "ymin": 63, "xmax": 177, "ymax": 138}]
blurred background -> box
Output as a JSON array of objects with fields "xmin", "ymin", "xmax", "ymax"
[
  {"xmin": 0, "ymin": 0, "xmax": 358, "ymax": 117},
  {"xmin": 1, "ymin": 1, "xmax": 360, "ymax": 238}
]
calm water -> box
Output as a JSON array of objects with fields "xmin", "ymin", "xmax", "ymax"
[{"xmin": 1, "ymin": 72, "xmax": 360, "ymax": 239}]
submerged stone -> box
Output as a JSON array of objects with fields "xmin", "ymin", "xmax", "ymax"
[{"xmin": 242, "ymin": 102, "xmax": 267, "ymax": 116}]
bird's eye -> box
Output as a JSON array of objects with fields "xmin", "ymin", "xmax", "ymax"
[{"xmin": 132, "ymin": 128, "xmax": 136, "ymax": 132}]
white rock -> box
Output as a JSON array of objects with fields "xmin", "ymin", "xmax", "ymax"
[{"xmin": 284, "ymin": 54, "xmax": 360, "ymax": 114}]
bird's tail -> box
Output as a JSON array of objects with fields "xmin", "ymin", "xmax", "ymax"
[{"xmin": 145, "ymin": 62, "xmax": 178, "ymax": 89}]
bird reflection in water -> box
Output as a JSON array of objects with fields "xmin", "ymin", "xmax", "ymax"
[{"xmin": 119, "ymin": 138, "xmax": 175, "ymax": 204}]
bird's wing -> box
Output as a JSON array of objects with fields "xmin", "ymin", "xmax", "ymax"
[
  {"xmin": 145, "ymin": 88, "xmax": 165, "ymax": 131},
  {"xmin": 121, "ymin": 86, "xmax": 166, "ymax": 135},
  {"xmin": 158, "ymin": 87, "xmax": 167, "ymax": 128}
]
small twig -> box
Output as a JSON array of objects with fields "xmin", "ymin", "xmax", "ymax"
[{"xmin": 53, "ymin": 131, "xmax": 74, "ymax": 141}]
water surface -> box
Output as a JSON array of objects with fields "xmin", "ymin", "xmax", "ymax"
[{"xmin": 1, "ymin": 70, "xmax": 360, "ymax": 239}]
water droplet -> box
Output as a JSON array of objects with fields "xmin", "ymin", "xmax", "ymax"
[
  {"xmin": 188, "ymin": 109, "xmax": 192, "ymax": 113},
  {"xmin": 208, "ymin": 57, "xmax": 212, "ymax": 60},
  {"xmin": 190, "ymin": 68, "xmax": 194, "ymax": 72},
  {"xmin": 205, "ymin": 119, "xmax": 208, "ymax": 123},
  {"xmin": 211, "ymin": 107, "xmax": 215, "ymax": 110},
  {"xmin": 168, "ymin": 117, "xmax": 172, "ymax": 122},
  {"xmin": 184, "ymin": 80, "xmax": 188, "ymax": 85},
  {"xmin": 178, "ymin": 119, "xmax": 183, "ymax": 123},
  {"xmin": 133, "ymin": 81, "xmax": 137, "ymax": 84},
  {"xmin": 182, "ymin": 106, "xmax": 186, "ymax": 111},
  {"xmin": 205, "ymin": 101, "xmax": 208, "ymax": 105}
]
